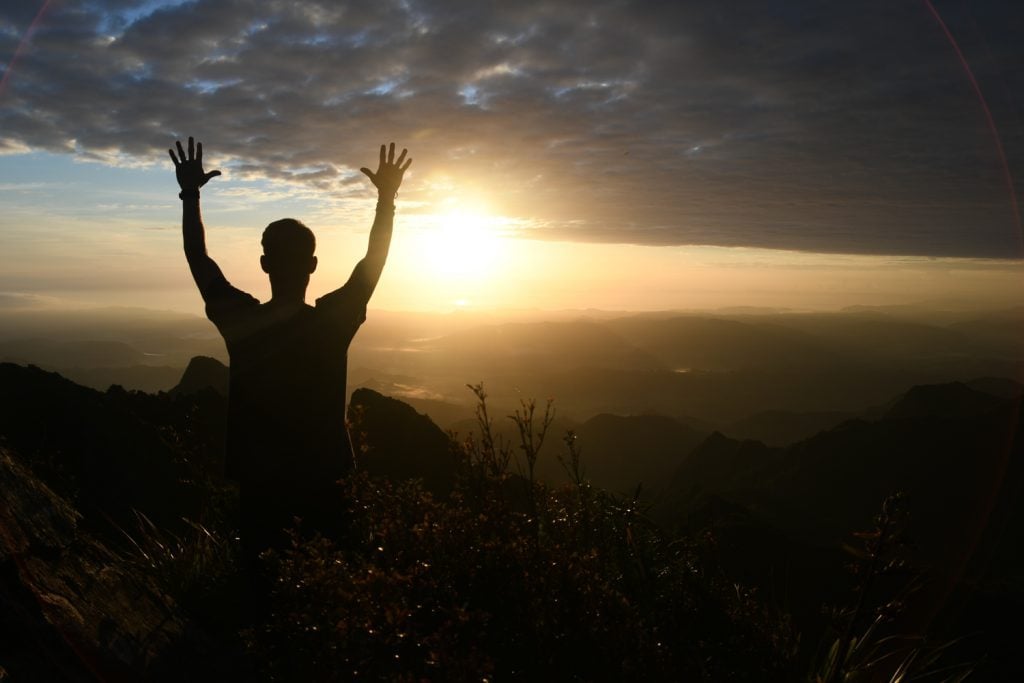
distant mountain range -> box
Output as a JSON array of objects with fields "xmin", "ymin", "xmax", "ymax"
[{"xmin": 4, "ymin": 305, "xmax": 1023, "ymax": 427}]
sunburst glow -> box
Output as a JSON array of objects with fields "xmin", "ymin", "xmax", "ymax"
[
  {"xmin": 420, "ymin": 206, "xmax": 505, "ymax": 279},
  {"xmin": 377, "ymin": 198, "xmax": 521, "ymax": 308}
]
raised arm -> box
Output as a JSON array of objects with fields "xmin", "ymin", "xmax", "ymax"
[
  {"xmin": 344, "ymin": 142, "xmax": 412, "ymax": 298},
  {"xmin": 168, "ymin": 136, "xmax": 224, "ymax": 299}
]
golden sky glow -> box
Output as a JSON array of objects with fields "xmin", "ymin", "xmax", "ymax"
[{"xmin": 0, "ymin": 157, "xmax": 1021, "ymax": 316}]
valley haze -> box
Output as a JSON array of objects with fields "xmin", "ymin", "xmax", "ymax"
[{"xmin": 2, "ymin": 302, "xmax": 1020, "ymax": 440}]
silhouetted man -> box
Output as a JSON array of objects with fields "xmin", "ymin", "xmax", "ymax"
[{"xmin": 169, "ymin": 137, "xmax": 411, "ymax": 560}]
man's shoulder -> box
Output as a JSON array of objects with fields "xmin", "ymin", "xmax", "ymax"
[
  {"xmin": 205, "ymin": 278, "xmax": 260, "ymax": 317},
  {"xmin": 205, "ymin": 288, "xmax": 259, "ymax": 342},
  {"xmin": 313, "ymin": 286, "xmax": 367, "ymax": 336},
  {"xmin": 315, "ymin": 283, "xmax": 367, "ymax": 313}
]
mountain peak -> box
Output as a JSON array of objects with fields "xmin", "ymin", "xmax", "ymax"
[
  {"xmin": 885, "ymin": 381, "xmax": 1007, "ymax": 420},
  {"xmin": 348, "ymin": 388, "xmax": 456, "ymax": 493},
  {"xmin": 170, "ymin": 356, "xmax": 228, "ymax": 396}
]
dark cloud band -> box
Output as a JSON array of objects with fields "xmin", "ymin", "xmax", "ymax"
[{"xmin": 1, "ymin": 0, "xmax": 1022, "ymax": 257}]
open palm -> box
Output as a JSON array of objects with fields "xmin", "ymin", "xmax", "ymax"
[
  {"xmin": 360, "ymin": 142, "xmax": 412, "ymax": 199},
  {"xmin": 168, "ymin": 136, "xmax": 221, "ymax": 191}
]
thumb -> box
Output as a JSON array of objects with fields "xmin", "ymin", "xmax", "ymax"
[
  {"xmin": 204, "ymin": 169, "xmax": 221, "ymax": 182},
  {"xmin": 360, "ymin": 167, "xmax": 378, "ymax": 184}
]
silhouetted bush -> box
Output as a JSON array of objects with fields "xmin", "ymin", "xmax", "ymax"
[{"xmin": 249, "ymin": 388, "xmax": 796, "ymax": 681}]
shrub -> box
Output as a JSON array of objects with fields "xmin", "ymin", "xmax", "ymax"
[{"xmin": 251, "ymin": 387, "xmax": 795, "ymax": 681}]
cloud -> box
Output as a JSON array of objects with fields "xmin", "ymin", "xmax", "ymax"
[
  {"xmin": 1, "ymin": 0, "xmax": 1022, "ymax": 257},
  {"xmin": 0, "ymin": 292, "xmax": 52, "ymax": 309}
]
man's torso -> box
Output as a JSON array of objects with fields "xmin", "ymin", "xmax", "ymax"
[{"xmin": 205, "ymin": 281, "xmax": 367, "ymax": 488}]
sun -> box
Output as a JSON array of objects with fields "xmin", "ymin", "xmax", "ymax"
[
  {"xmin": 423, "ymin": 208, "xmax": 502, "ymax": 278},
  {"xmin": 382, "ymin": 197, "xmax": 520, "ymax": 309},
  {"xmin": 421, "ymin": 206, "xmax": 504, "ymax": 280}
]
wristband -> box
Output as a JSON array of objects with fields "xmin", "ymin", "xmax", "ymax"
[
  {"xmin": 179, "ymin": 188, "xmax": 200, "ymax": 200},
  {"xmin": 376, "ymin": 199, "xmax": 396, "ymax": 212}
]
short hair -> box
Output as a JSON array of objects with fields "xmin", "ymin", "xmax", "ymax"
[{"xmin": 262, "ymin": 218, "xmax": 316, "ymax": 258}]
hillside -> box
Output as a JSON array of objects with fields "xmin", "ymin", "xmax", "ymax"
[
  {"xmin": 1, "ymin": 361, "xmax": 1022, "ymax": 679},
  {"xmin": 655, "ymin": 382, "xmax": 1024, "ymax": 654}
]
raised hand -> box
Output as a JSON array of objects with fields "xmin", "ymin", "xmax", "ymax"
[
  {"xmin": 168, "ymin": 136, "xmax": 221, "ymax": 191},
  {"xmin": 360, "ymin": 142, "xmax": 412, "ymax": 200}
]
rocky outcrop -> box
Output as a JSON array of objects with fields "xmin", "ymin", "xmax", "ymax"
[
  {"xmin": 349, "ymin": 387, "xmax": 458, "ymax": 494},
  {"xmin": 169, "ymin": 356, "xmax": 229, "ymax": 397},
  {"xmin": 0, "ymin": 445, "xmax": 186, "ymax": 681}
]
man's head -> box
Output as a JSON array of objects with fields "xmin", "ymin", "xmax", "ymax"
[{"xmin": 261, "ymin": 218, "xmax": 318, "ymax": 298}]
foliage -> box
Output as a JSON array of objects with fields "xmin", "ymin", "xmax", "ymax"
[
  {"xmin": 812, "ymin": 493, "xmax": 976, "ymax": 683},
  {"xmin": 101, "ymin": 383, "xmax": 981, "ymax": 681},
  {"xmin": 116, "ymin": 508, "xmax": 236, "ymax": 603},
  {"xmin": 250, "ymin": 386, "xmax": 796, "ymax": 681}
]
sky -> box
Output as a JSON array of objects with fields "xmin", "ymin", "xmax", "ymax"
[{"xmin": 1, "ymin": 0, "xmax": 1023, "ymax": 314}]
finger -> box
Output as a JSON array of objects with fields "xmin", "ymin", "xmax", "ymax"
[
  {"xmin": 204, "ymin": 170, "xmax": 221, "ymax": 182},
  {"xmin": 379, "ymin": 144, "xmax": 386, "ymax": 168},
  {"xmin": 176, "ymin": 140, "xmax": 186, "ymax": 162},
  {"xmin": 387, "ymin": 142, "xmax": 395, "ymax": 164},
  {"xmin": 188, "ymin": 136, "xmax": 195, "ymax": 160},
  {"xmin": 196, "ymin": 141, "xmax": 203, "ymax": 163},
  {"xmin": 395, "ymin": 148, "xmax": 407, "ymax": 167},
  {"xmin": 400, "ymin": 157, "xmax": 413, "ymax": 172},
  {"xmin": 168, "ymin": 149, "xmax": 181, "ymax": 167}
]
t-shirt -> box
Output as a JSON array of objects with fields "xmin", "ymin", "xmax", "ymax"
[{"xmin": 203, "ymin": 275, "xmax": 368, "ymax": 490}]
